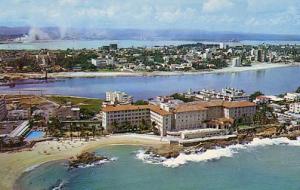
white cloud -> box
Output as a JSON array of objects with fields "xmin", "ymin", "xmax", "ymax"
[
  {"xmin": 202, "ymin": 0, "xmax": 234, "ymax": 13},
  {"xmin": 155, "ymin": 8, "xmax": 196, "ymax": 23}
]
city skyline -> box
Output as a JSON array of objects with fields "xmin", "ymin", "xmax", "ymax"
[{"xmin": 0, "ymin": 0, "xmax": 299, "ymax": 35}]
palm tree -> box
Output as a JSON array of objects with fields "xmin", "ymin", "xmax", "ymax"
[
  {"xmin": 99, "ymin": 126, "xmax": 104, "ymax": 136},
  {"xmin": 0, "ymin": 138, "xmax": 3, "ymax": 151},
  {"xmin": 92, "ymin": 125, "xmax": 96, "ymax": 138},
  {"xmin": 111, "ymin": 121, "xmax": 118, "ymax": 133},
  {"xmin": 70, "ymin": 123, "xmax": 73, "ymax": 141}
]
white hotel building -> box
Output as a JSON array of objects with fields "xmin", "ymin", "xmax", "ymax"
[{"xmin": 101, "ymin": 100, "xmax": 256, "ymax": 137}]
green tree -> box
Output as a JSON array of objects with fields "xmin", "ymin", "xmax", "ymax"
[
  {"xmin": 249, "ymin": 91, "xmax": 264, "ymax": 101},
  {"xmin": 133, "ymin": 100, "xmax": 148, "ymax": 105}
]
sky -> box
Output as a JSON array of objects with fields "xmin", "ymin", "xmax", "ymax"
[{"xmin": 0, "ymin": 0, "xmax": 299, "ymax": 34}]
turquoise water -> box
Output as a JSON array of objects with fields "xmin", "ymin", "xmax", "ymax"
[
  {"xmin": 25, "ymin": 131, "xmax": 44, "ymax": 141},
  {"xmin": 16, "ymin": 145, "xmax": 300, "ymax": 190},
  {"xmin": 1, "ymin": 66, "xmax": 300, "ymax": 99}
]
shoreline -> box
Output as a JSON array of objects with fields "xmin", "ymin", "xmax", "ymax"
[
  {"xmin": 0, "ymin": 135, "xmax": 167, "ymax": 190},
  {"xmin": 1, "ymin": 63, "xmax": 299, "ymax": 80},
  {"xmin": 4, "ymin": 132, "xmax": 300, "ymax": 190}
]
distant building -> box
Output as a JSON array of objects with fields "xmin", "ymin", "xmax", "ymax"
[
  {"xmin": 231, "ymin": 57, "xmax": 241, "ymax": 67},
  {"xmin": 105, "ymin": 91, "xmax": 133, "ymax": 104},
  {"xmin": 254, "ymin": 96, "xmax": 271, "ymax": 104},
  {"xmin": 196, "ymin": 88, "xmax": 249, "ymax": 101},
  {"xmin": 109, "ymin": 44, "xmax": 118, "ymax": 50},
  {"xmin": 284, "ymin": 93, "xmax": 300, "ymax": 102},
  {"xmin": 0, "ymin": 97, "xmax": 7, "ymax": 121},
  {"xmin": 7, "ymin": 109, "xmax": 30, "ymax": 121},
  {"xmin": 55, "ymin": 104, "xmax": 80, "ymax": 121},
  {"xmin": 289, "ymin": 103, "xmax": 300, "ymax": 114},
  {"xmin": 256, "ymin": 49, "xmax": 266, "ymax": 62},
  {"xmin": 91, "ymin": 58, "xmax": 107, "ymax": 68}
]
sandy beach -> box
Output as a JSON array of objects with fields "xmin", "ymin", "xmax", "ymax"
[
  {"xmin": 48, "ymin": 63, "xmax": 299, "ymax": 78},
  {"xmin": 0, "ymin": 135, "xmax": 167, "ymax": 190},
  {"xmin": 1, "ymin": 63, "xmax": 299, "ymax": 80}
]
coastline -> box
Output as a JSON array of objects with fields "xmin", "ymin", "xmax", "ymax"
[
  {"xmin": 4, "ymin": 132, "xmax": 300, "ymax": 190},
  {"xmin": 1, "ymin": 63, "xmax": 299, "ymax": 80},
  {"xmin": 0, "ymin": 135, "xmax": 167, "ymax": 190}
]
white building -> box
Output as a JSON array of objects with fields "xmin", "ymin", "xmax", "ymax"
[
  {"xmin": 197, "ymin": 88, "xmax": 249, "ymax": 102},
  {"xmin": 91, "ymin": 58, "xmax": 115, "ymax": 68},
  {"xmin": 289, "ymin": 103, "xmax": 300, "ymax": 114},
  {"xmin": 7, "ymin": 109, "xmax": 30, "ymax": 120},
  {"xmin": 231, "ymin": 57, "xmax": 241, "ymax": 67},
  {"xmin": 105, "ymin": 91, "xmax": 133, "ymax": 104},
  {"xmin": 284, "ymin": 93, "xmax": 300, "ymax": 102},
  {"xmin": 91, "ymin": 58, "xmax": 107, "ymax": 67}
]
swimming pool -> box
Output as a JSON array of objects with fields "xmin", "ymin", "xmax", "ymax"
[{"xmin": 25, "ymin": 131, "xmax": 45, "ymax": 141}]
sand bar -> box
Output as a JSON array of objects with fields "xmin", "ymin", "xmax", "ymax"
[{"xmin": 1, "ymin": 63, "xmax": 299, "ymax": 80}]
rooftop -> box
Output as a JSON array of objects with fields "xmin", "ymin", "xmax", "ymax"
[
  {"xmin": 174, "ymin": 104, "xmax": 208, "ymax": 113},
  {"xmin": 102, "ymin": 104, "xmax": 172, "ymax": 116}
]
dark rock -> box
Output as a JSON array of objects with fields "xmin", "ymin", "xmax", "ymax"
[{"xmin": 68, "ymin": 152, "xmax": 108, "ymax": 168}]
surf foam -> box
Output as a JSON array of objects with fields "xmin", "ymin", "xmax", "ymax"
[{"xmin": 136, "ymin": 137, "xmax": 300, "ymax": 168}]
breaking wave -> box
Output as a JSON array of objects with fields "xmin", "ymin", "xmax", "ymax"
[
  {"xmin": 75, "ymin": 157, "xmax": 118, "ymax": 169},
  {"xmin": 52, "ymin": 180, "xmax": 65, "ymax": 190},
  {"xmin": 136, "ymin": 137, "xmax": 300, "ymax": 168},
  {"xmin": 24, "ymin": 163, "xmax": 42, "ymax": 172}
]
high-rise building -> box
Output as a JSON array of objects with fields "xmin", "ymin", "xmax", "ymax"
[
  {"xmin": 109, "ymin": 44, "xmax": 118, "ymax": 50},
  {"xmin": 231, "ymin": 57, "xmax": 241, "ymax": 67}
]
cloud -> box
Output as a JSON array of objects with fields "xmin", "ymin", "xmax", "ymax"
[
  {"xmin": 0, "ymin": 0, "xmax": 299, "ymax": 34},
  {"xmin": 202, "ymin": 0, "xmax": 234, "ymax": 13}
]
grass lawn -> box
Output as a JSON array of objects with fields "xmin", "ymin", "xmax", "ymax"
[
  {"xmin": 238, "ymin": 125, "xmax": 256, "ymax": 130},
  {"xmin": 46, "ymin": 95, "xmax": 103, "ymax": 113}
]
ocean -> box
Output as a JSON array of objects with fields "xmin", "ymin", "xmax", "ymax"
[{"xmin": 16, "ymin": 137, "xmax": 300, "ymax": 190}]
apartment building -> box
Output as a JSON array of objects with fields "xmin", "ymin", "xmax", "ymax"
[
  {"xmin": 7, "ymin": 109, "xmax": 30, "ymax": 120},
  {"xmin": 55, "ymin": 105, "xmax": 80, "ymax": 121},
  {"xmin": 284, "ymin": 93, "xmax": 300, "ymax": 102},
  {"xmin": 105, "ymin": 91, "xmax": 133, "ymax": 104},
  {"xmin": 289, "ymin": 103, "xmax": 300, "ymax": 114},
  {"xmin": 196, "ymin": 88, "xmax": 249, "ymax": 102},
  {"xmin": 0, "ymin": 97, "xmax": 7, "ymax": 121}
]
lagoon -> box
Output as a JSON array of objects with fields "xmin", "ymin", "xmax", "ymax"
[{"xmin": 1, "ymin": 66, "xmax": 300, "ymax": 100}]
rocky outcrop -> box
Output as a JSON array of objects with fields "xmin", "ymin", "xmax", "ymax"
[
  {"xmin": 145, "ymin": 145, "xmax": 182, "ymax": 159},
  {"xmin": 68, "ymin": 152, "xmax": 108, "ymax": 169}
]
